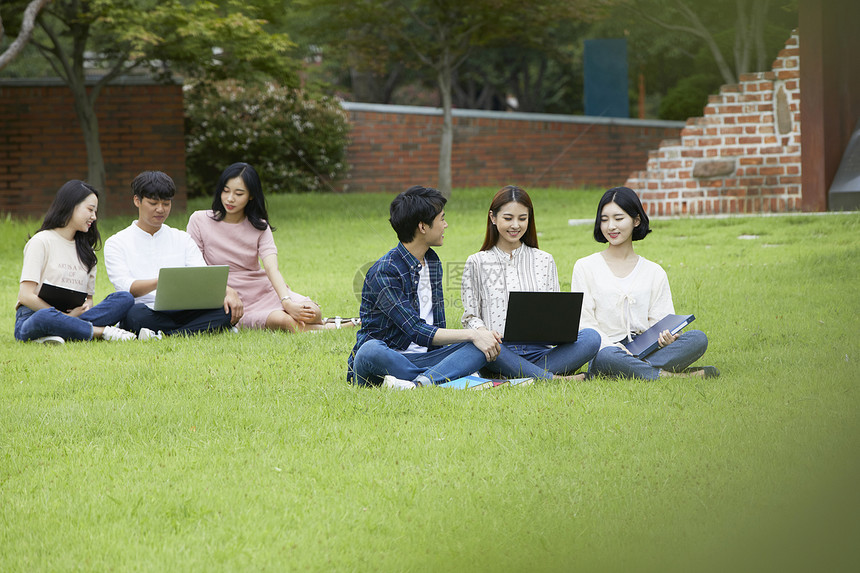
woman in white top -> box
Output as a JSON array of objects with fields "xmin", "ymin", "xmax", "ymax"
[
  {"xmin": 15, "ymin": 180, "xmax": 135, "ymax": 344},
  {"xmin": 461, "ymin": 185, "xmax": 600, "ymax": 380},
  {"xmin": 571, "ymin": 186, "xmax": 717, "ymax": 379}
]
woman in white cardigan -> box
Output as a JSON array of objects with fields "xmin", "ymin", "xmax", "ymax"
[
  {"xmin": 461, "ymin": 185, "xmax": 600, "ymax": 380},
  {"xmin": 571, "ymin": 186, "xmax": 718, "ymax": 379}
]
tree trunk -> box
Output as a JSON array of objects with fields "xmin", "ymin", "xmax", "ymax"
[
  {"xmin": 437, "ymin": 63, "xmax": 454, "ymax": 199},
  {"xmin": 674, "ymin": 0, "xmax": 737, "ymax": 84},
  {"xmin": 435, "ymin": 45, "xmax": 455, "ymax": 199},
  {"xmin": 68, "ymin": 78, "xmax": 108, "ymax": 214}
]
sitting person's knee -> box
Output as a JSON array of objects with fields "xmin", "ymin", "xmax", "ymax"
[
  {"xmin": 684, "ymin": 329, "xmax": 708, "ymax": 351},
  {"xmin": 580, "ymin": 328, "xmax": 601, "ymax": 349}
]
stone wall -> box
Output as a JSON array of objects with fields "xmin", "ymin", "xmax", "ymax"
[{"xmin": 625, "ymin": 32, "xmax": 802, "ymax": 215}]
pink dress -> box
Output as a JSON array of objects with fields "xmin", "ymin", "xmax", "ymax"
[{"xmin": 187, "ymin": 210, "xmax": 309, "ymax": 328}]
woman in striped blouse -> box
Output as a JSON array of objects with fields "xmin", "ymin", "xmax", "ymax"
[{"xmin": 461, "ymin": 185, "xmax": 600, "ymax": 380}]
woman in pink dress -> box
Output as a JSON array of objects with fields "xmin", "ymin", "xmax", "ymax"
[{"xmin": 187, "ymin": 162, "xmax": 357, "ymax": 332}]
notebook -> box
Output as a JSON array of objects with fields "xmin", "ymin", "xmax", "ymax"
[
  {"xmin": 502, "ymin": 291, "xmax": 584, "ymax": 344},
  {"xmin": 38, "ymin": 283, "xmax": 88, "ymax": 312},
  {"xmin": 622, "ymin": 313, "xmax": 696, "ymax": 358},
  {"xmin": 438, "ymin": 375, "xmax": 534, "ymax": 389},
  {"xmin": 153, "ymin": 266, "xmax": 229, "ymax": 311}
]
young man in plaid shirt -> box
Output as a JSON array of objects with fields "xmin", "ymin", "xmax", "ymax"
[{"xmin": 348, "ymin": 186, "xmax": 500, "ymax": 389}]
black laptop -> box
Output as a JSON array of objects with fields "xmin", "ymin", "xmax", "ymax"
[{"xmin": 503, "ymin": 291, "xmax": 584, "ymax": 344}]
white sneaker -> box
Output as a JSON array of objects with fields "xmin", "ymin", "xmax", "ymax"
[
  {"xmin": 138, "ymin": 327, "xmax": 164, "ymax": 341},
  {"xmin": 102, "ymin": 325, "xmax": 136, "ymax": 341},
  {"xmin": 383, "ymin": 375, "xmax": 417, "ymax": 390},
  {"xmin": 33, "ymin": 336, "xmax": 65, "ymax": 345}
]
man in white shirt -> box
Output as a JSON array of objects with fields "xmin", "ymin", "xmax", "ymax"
[{"xmin": 104, "ymin": 171, "xmax": 243, "ymax": 337}]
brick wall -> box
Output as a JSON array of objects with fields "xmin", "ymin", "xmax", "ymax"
[
  {"xmin": 341, "ymin": 103, "xmax": 684, "ymax": 192},
  {"xmin": 0, "ymin": 79, "xmax": 186, "ymax": 218},
  {"xmin": 625, "ymin": 32, "xmax": 802, "ymax": 215}
]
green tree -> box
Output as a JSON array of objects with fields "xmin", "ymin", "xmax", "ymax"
[
  {"xmin": 450, "ymin": 19, "xmax": 590, "ymax": 114},
  {"xmin": 0, "ymin": 0, "xmax": 296, "ymax": 214},
  {"xmin": 0, "ymin": 0, "xmax": 50, "ymax": 70},
  {"xmin": 621, "ymin": 0, "xmax": 796, "ymax": 85},
  {"xmin": 301, "ymin": 0, "xmax": 599, "ymax": 198}
]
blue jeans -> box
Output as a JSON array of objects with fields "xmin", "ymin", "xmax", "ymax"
[
  {"xmin": 589, "ymin": 330, "xmax": 708, "ymax": 380},
  {"xmin": 121, "ymin": 303, "xmax": 233, "ymax": 336},
  {"xmin": 14, "ymin": 291, "xmax": 134, "ymax": 342},
  {"xmin": 351, "ymin": 338, "xmax": 488, "ymax": 386},
  {"xmin": 486, "ymin": 328, "xmax": 601, "ymax": 380}
]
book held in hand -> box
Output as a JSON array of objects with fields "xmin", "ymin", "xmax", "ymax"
[
  {"xmin": 37, "ymin": 282, "xmax": 88, "ymax": 312},
  {"xmin": 622, "ymin": 314, "xmax": 696, "ymax": 358}
]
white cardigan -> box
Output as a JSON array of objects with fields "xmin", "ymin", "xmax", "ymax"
[{"xmin": 571, "ymin": 252, "xmax": 674, "ymax": 349}]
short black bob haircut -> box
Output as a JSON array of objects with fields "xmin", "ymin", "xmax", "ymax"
[
  {"xmin": 389, "ymin": 185, "xmax": 447, "ymax": 244},
  {"xmin": 593, "ymin": 186, "xmax": 651, "ymax": 243},
  {"xmin": 131, "ymin": 171, "xmax": 176, "ymax": 201}
]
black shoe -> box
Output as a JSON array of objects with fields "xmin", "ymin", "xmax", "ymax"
[{"xmin": 684, "ymin": 366, "xmax": 720, "ymax": 378}]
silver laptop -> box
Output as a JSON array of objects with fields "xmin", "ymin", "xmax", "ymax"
[
  {"xmin": 153, "ymin": 266, "xmax": 229, "ymax": 311},
  {"xmin": 503, "ymin": 291, "xmax": 583, "ymax": 344}
]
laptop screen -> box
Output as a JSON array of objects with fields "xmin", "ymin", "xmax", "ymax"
[{"xmin": 502, "ymin": 291, "xmax": 583, "ymax": 344}]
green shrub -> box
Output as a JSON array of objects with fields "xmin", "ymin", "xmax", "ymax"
[
  {"xmin": 185, "ymin": 81, "xmax": 350, "ymax": 196},
  {"xmin": 658, "ymin": 73, "xmax": 723, "ymax": 121}
]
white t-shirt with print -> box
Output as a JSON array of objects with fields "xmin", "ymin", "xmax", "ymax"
[{"xmin": 18, "ymin": 230, "xmax": 96, "ymax": 308}]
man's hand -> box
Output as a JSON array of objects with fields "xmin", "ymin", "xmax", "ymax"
[
  {"xmin": 471, "ymin": 328, "xmax": 502, "ymax": 362},
  {"xmin": 224, "ymin": 287, "xmax": 244, "ymax": 325}
]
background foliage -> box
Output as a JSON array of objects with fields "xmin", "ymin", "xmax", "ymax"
[{"xmin": 184, "ymin": 81, "xmax": 350, "ymax": 196}]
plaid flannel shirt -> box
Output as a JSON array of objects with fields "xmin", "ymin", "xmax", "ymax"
[{"xmin": 347, "ymin": 243, "xmax": 446, "ymax": 382}]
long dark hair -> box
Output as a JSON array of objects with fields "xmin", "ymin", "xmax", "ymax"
[
  {"xmin": 37, "ymin": 180, "xmax": 101, "ymax": 272},
  {"xmin": 210, "ymin": 162, "xmax": 273, "ymax": 231},
  {"xmin": 480, "ymin": 185, "xmax": 539, "ymax": 251}
]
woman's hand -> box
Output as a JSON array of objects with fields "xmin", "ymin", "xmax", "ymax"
[
  {"xmin": 66, "ymin": 304, "xmax": 88, "ymax": 317},
  {"xmin": 283, "ymin": 297, "xmax": 320, "ymax": 325},
  {"xmin": 66, "ymin": 298, "xmax": 91, "ymax": 317},
  {"xmin": 657, "ymin": 329, "xmax": 679, "ymax": 349}
]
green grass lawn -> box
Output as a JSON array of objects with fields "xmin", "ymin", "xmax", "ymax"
[{"xmin": 1, "ymin": 188, "xmax": 858, "ymax": 572}]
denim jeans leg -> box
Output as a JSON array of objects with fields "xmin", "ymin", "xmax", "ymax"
[
  {"xmin": 15, "ymin": 306, "xmax": 94, "ymax": 341},
  {"xmin": 412, "ymin": 342, "xmax": 488, "ymax": 385},
  {"xmin": 590, "ymin": 345, "xmax": 661, "ymax": 380},
  {"xmin": 163, "ymin": 308, "xmax": 233, "ymax": 336},
  {"xmin": 122, "ymin": 304, "xmax": 232, "ymax": 336},
  {"xmin": 646, "ymin": 330, "xmax": 708, "ymax": 372},
  {"xmin": 540, "ymin": 328, "xmax": 602, "ymax": 375},
  {"xmin": 486, "ymin": 344, "xmax": 552, "ymax": 380},
  {"xmin": 352, "ymin": 339, "xmax": 427, "ymax": 386},
  {"xmin": 78, "ymin": 291, "xmax": 135, "ymax": 327},
  {"xmin": 490, "ymin": 328, "xmax": 601, "ymax": 380},
  {"xmin": 352, "ymin": 340, "xmax": 488, "ymax": 386}
]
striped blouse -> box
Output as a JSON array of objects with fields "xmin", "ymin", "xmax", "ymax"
[{"xmin": 460, "ymin": 244, "xmax": 559, "ymax": 334}]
